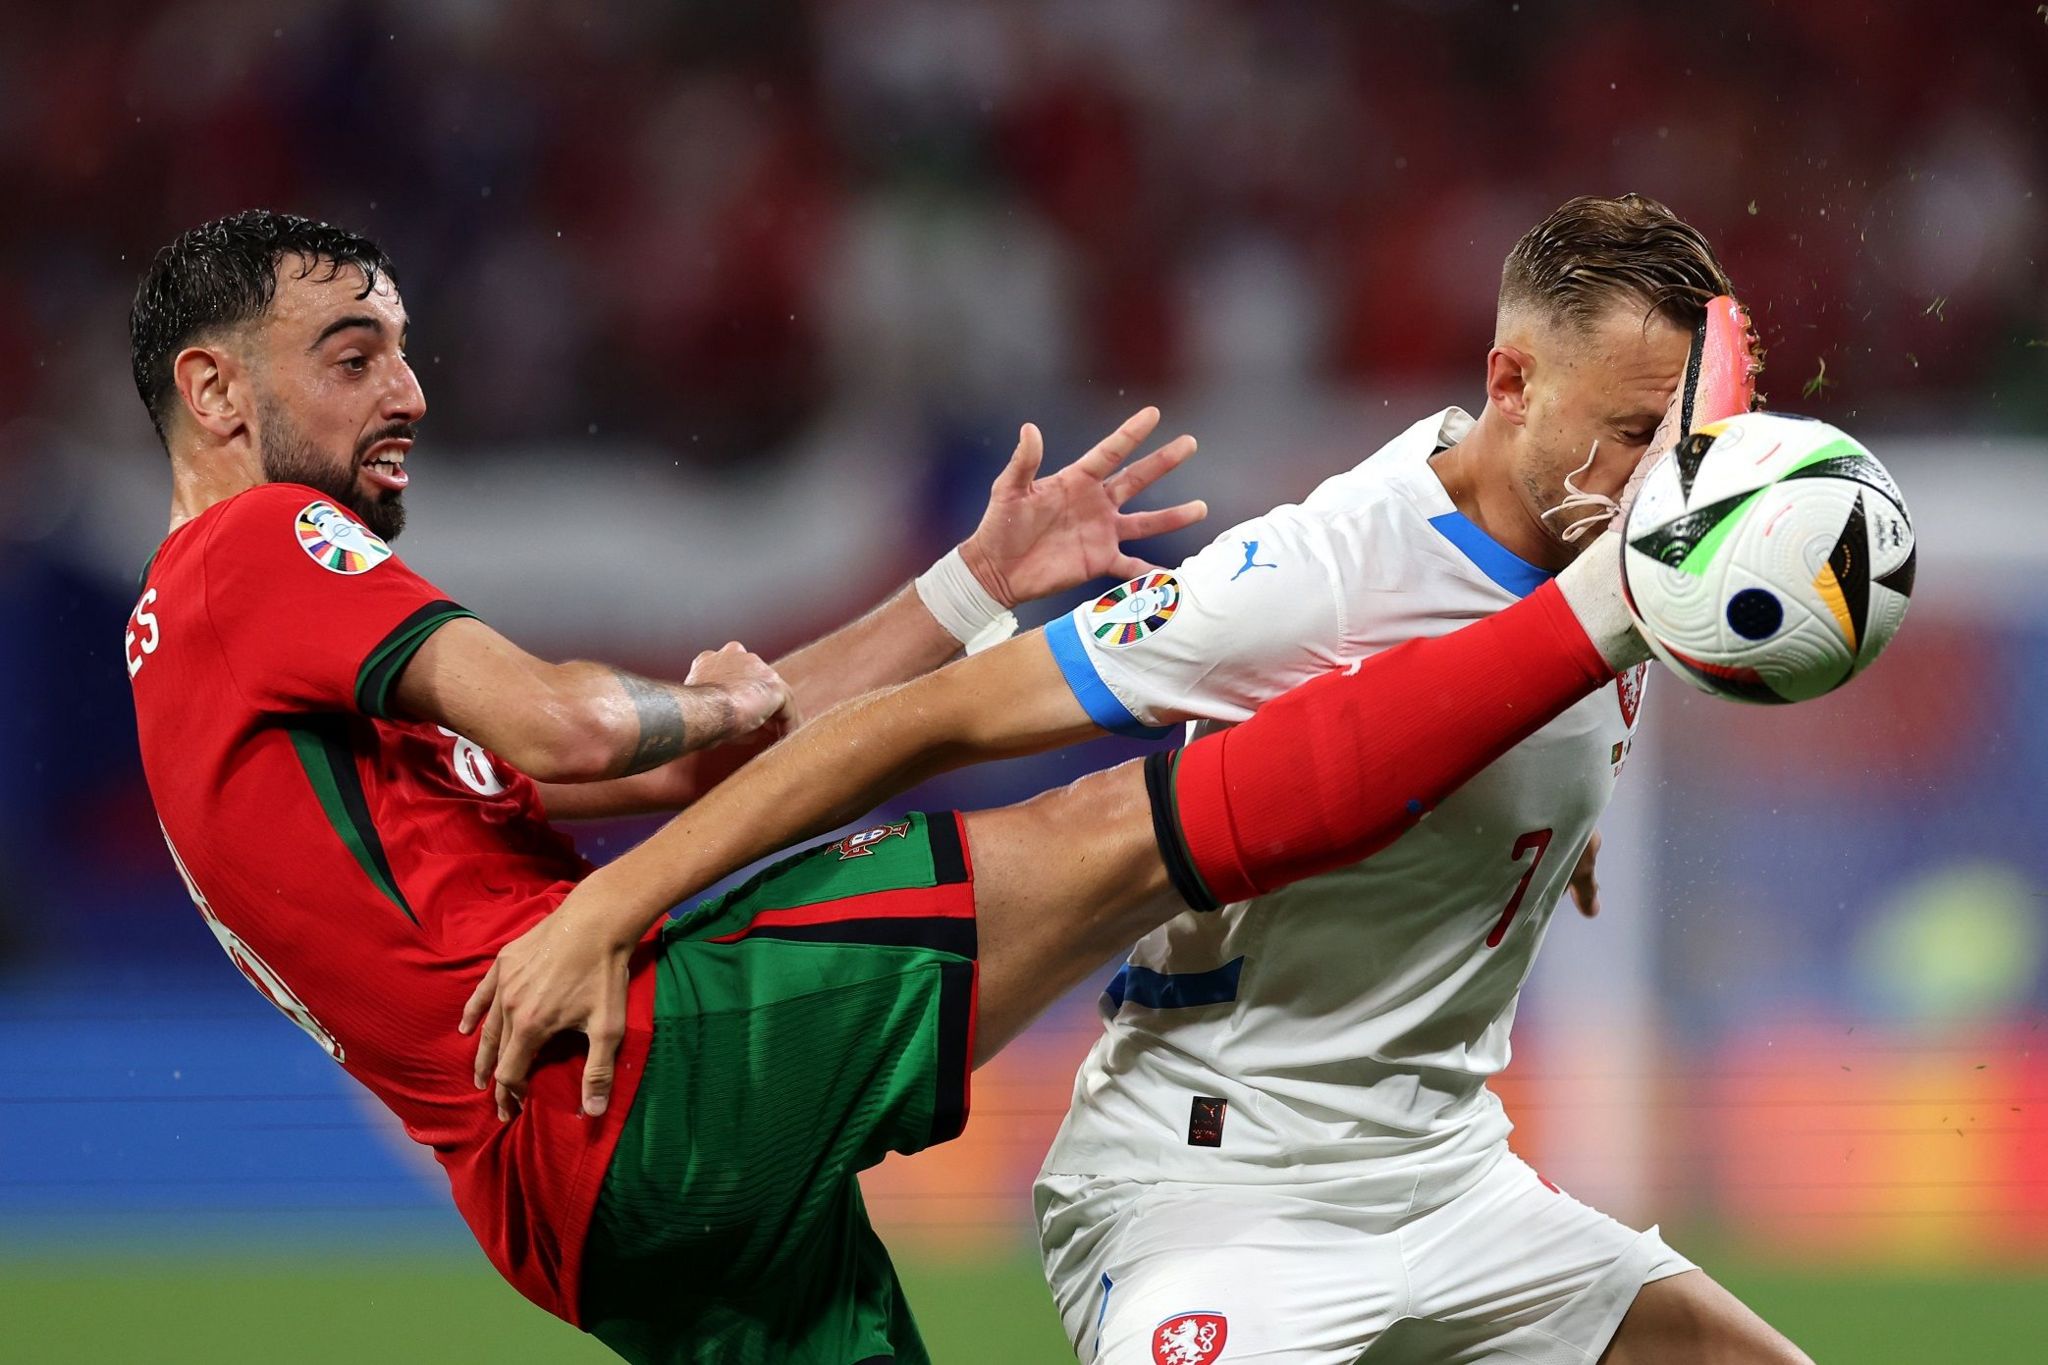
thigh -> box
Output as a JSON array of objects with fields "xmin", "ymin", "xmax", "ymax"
[
  {"xmin": 659, "ymin": 809, "xmax": 980, "ymax": 1170},
  {"xmin": 1599, "ymin": 1271, "xmax": 1811, "ymax": 1365},
  {"xmin": 1042, "ymin": 1177, "xmax": 1402, "ymax": 1365},
  {"xmin": 1392, "ymin": 1152, "xmax": 1696, "ymax": 1364},
  {"xmin": 963, "ymin": 758, "xmax": 1183, "ymax": 1061},
  {"xmin": 583, "ymin": 814, "xmax": 979, "ymax": 1314},
  {"xmin": 584, "ymin": 1175, "xmax": 930, "ymax": 1365}
]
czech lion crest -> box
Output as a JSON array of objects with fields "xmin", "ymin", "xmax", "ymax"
[
  {"xmin": 1152, "ymin": 1312, "xmax": 1227, "ymax": 1365},
  {"xmin": 1616, "ymin": 662, "xmax": 1647, "ymax": 729}
]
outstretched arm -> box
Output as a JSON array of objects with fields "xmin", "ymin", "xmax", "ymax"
[
  {"xmin": 390, "ymin": 625, "xmax": 791, "ymax": 784},
  {"xmin": 577, "ymin": 630, "xmax": 1095, "ymax": 927},
  {"xmin": 535, "ymin": 408, "xmax": 1202, "ymax": 818},
  {"xmin": 780, "ymin": 407, "xmax": 1204, "ymax": 713}
]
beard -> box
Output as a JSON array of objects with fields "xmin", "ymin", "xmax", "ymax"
[{"xmin": 258, "ymin": 401, "xmax": 409, "ymax": 542}]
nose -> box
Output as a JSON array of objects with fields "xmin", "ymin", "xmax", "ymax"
[{"xmin": 384, "ymin": 354, "xmax": 428, "ymax": 426}]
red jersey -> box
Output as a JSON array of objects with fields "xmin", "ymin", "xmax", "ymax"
[{"xmin": 125, "ymin": 481, "xmax": 655, "ymax": 1324}]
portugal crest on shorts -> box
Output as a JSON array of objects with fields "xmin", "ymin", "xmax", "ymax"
[
  {"xmin": 296, "ymin": 500, "xmax": 392, "ymax": 575},
  {"xmin": 831, "ymin": 821, "xmax": 911, "ymax": 860},
  {"xmin": 1152, "ymin": 1312, "xmax": 1227, "ymax": 1365},
  {"xmin": 1088, "ymin": 572, "xmax": 1181, "ymax": 648}
]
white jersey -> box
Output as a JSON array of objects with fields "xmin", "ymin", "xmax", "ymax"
[{"xmin": 1040, "ymin": 407, "xmax": 1648, "ymax": 1207}]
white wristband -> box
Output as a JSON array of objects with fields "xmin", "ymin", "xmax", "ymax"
[{"xmin": 916, "ymin": 546, "xmax": 1018, "ymax": 654}]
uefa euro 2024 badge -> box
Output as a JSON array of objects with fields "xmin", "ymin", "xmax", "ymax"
[
  {"xmin": 1088, "ymin": 571, "xmax": 1181, "ymax": 647},
  {"xmin": 296, "ymin": 500, "xmax": 393, "ymax": 575}
]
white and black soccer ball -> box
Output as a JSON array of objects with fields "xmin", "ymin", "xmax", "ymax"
[{"xmin": 1621, "ymin": 411, "xmax": 1915, "ymax": 704}]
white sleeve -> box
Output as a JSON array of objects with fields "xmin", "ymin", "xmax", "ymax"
[{"xmin": 1043, "ymin": 508, "xmax": 1348, "ymax": 734}]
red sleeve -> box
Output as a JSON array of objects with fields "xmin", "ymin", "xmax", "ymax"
[{"xmin": 201, "ymin": 484, "xmax": 477, "ymax": 716}]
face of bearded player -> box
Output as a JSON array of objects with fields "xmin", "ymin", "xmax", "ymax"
[
  {"xmin": 247, "ymin": 261, "xmax": 423, "ymax": 542},
  {"xmin": 1502, "ymin": 299, "xmax": 1691, "ymax": 565}
]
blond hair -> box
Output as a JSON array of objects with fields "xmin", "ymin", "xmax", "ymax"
[{"xmin": 1501, "ymin": 194, "xmax": 1733, "ymax": 333}]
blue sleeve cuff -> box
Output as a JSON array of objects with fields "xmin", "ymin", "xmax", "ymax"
[{"xmin": 1044, "ymin": 615, "xmax": 1173, "ymax": 739}]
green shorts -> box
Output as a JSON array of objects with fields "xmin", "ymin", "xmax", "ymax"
[{"xmin": 580, "ymin": 811, "xmax": 978, "ymax": 1365}]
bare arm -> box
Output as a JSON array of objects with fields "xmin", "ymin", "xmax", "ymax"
[
  {"xmin": 773, "ymin": 407, "xmax": 1203, "ymax": 715},
  {"xmin": 389, "ymin": 620, "xmax": 789, "ymax": 783},
  {"xmin": 563, "ymin": 629, "xmax": 1096, "ymax": 938},
  {"xmin": 536, "ymin": 408, "xmax": 1202, "ymax": 818}
]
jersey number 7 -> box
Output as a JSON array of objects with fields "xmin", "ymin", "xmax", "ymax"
[{"xmin": 1485, "ymin": 828, "xmax": 1553, "ymax": 948}]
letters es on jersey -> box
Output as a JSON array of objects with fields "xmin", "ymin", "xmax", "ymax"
[
  {"xmin": 831, "ymin": 821, "xmax": 911, "ymax": 860},
  {"xmin": 1089, "ymin": 571, "xmax": 1181, "ymax": 648},
  {"xmin": 296, "ymin": 499, "xmax": 393, "ymax": 575},
  {"xmin": 1152, "ymin": 1312, "xmax": 1228, "ymax": 1365}
]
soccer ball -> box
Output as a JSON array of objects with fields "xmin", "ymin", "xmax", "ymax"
[{"xmin": 1621, "ymin": 411, "xmax": 1915, "ymax": 704}]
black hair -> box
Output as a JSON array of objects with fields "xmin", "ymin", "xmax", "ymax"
[{"xmin": 129, "ymin": 209, "xmax": 397, "ymax": 445}]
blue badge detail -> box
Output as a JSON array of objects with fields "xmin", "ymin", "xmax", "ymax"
[
  {"xmin": 1103, "ymin": 956, "xmax": 1245, "ymax": 1013},
  {"xmin": 1427, "ymin": 511, "xmax": 1553, "ymax": 598},
  {"xmin": 1230, "ymin": 539, "xmax": 1278, "ymax": 581},
  {"xmin": 1045, "ymin": 615, "xmax": 1173, "ymax": 739}
]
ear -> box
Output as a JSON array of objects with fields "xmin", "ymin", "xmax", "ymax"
[
  {"xmin": 170, "ymin": 343, "xmax": 248, "ymax": 444},
  {"xmin": 1484, "ymin": 344, "xmax": 1532, "ymax": 426}
]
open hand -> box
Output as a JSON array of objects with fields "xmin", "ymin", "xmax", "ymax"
[
  {"xmin": 459, "ymin": 877, "xmax": 639, "ymax": 1121},
  {"xmin": 957, "ymin": 407, "xmax": 1206, "ymax": 608}
]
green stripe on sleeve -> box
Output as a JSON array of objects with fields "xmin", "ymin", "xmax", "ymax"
[{"xmin": 354, "ymin": 601, "xmax": 478, "ymax": 717}]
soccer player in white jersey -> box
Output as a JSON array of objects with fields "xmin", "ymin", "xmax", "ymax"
[{"xmin": 1028, "ymin": 196, "xmax": 1803, "ymax": 1365}]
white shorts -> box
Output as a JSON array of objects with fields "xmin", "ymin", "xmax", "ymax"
[{"xmin": 1037, "ymin": 1150, "xmax": 1694, "ymax": 1364}]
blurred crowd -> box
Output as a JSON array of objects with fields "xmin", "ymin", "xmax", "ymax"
[{"xmin": 4, "ymin": 0, "xmax": 2044, "ymax": 470}]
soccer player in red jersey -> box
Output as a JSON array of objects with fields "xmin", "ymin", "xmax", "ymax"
[
  {"xmin": 124, "ymin": 210, "xmax": 1208, "ymax": 1359},
  {"xmin": 127, "ymin": 210, "xmax": 1755, "ymax": 1362}
]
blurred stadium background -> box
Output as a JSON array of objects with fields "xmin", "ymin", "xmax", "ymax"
[{"xmin": 4, "ymin": 1, "xmax": 2046, "ymax": 1360}]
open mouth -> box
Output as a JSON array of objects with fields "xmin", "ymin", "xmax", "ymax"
[{"xmin": 361, "ymin": 439, "xmax": 411, "ymax": 491}]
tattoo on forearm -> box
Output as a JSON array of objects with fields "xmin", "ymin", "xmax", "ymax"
[{"xmin": 612, "ymin": 669, "xmax": 687, "ymax": 774}]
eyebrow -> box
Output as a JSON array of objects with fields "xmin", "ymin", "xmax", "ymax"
[
  {"xmin": 310, "ymin": 315, "xmax": 410, "ymax": 351},
  {"xmin": 311, "ymin": 315, "xmax": 384, "ymax": 350}
]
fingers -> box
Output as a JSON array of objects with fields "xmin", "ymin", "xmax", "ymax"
[
  {"xmin": 1072, "ymin": 406, "xmax": 1162, "ymax": 479},
  {"xmin": 459, "ymin": 960, "xmax": 498, "ymax": 1036},
  {"xmin": 492, "ymin": 1023, "xmax": 543, "ymax": 1123},
  {"xmin": 1108, "ymin": 554, "xmax": 1165, "ymax": 581},
  {"xmin": 582, "ymin": 1017, "xmax": 624, "ymax": 1118},
  {"xmin": 1116, "ymin": 500, "xmax": 1208, "ymax": 542},
  {"xmin": 1103, "ymin": 434, "xmax": 1197, "ymax": 504},
  {"xmin": 992, "ymin": 423, "xmax": 1045, "ymax": 494},
  {"xmin": 472, "ymin": 994, "xmax": 503, "ymax": 1091}
]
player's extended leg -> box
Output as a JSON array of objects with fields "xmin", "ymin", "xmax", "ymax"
[
  {"xmin": 962, "ymin": 761, "xmax": 1175, "ymax": 1060},
  {"xmin": 963, "ymin": 540, "xmax": 1639, "ymax": 1062},
  {"xmin": 1600, "ymin": 1271, "xmax": 1812, "ymax": 1365}
]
